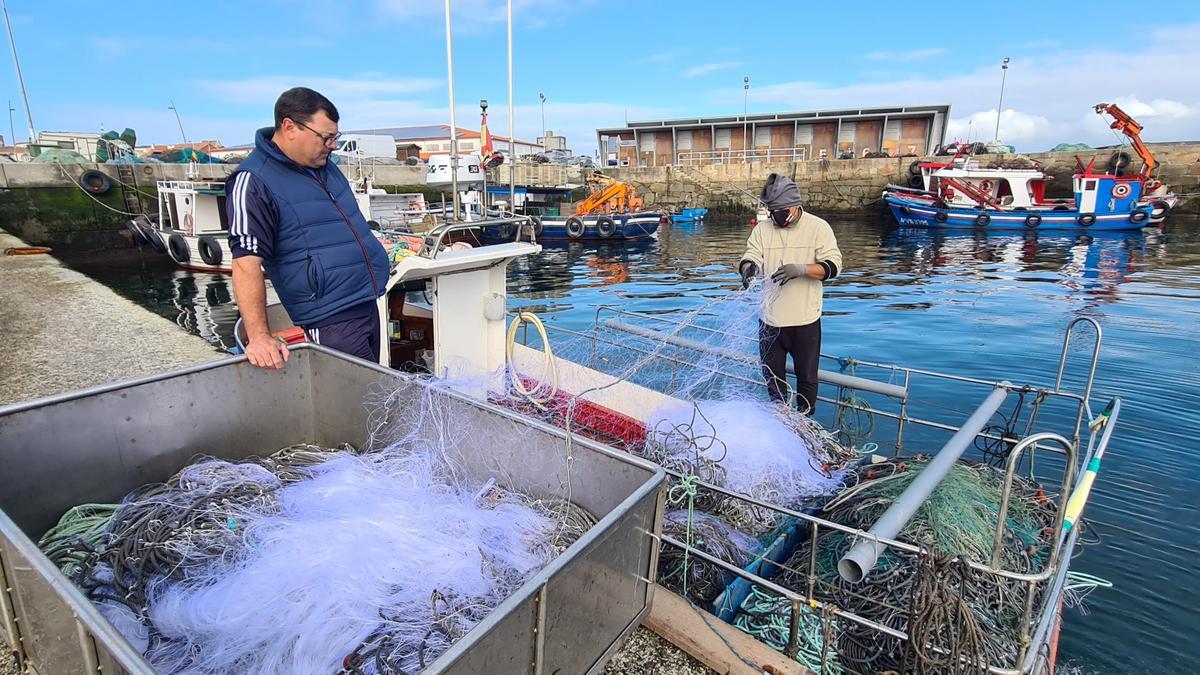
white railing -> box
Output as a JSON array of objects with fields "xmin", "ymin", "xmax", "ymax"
[{"xmin": 676, "ymin": 148, "xmax": 808, "ymax": 166}]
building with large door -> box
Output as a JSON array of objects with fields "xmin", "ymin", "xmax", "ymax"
[{"xmin": 596, "ymin": 104, "xmax": 950, "ymax": 167}]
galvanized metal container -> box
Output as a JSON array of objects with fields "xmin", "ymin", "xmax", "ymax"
[{"xmin": 0, "ymin": 345, "xmax": 665, "ymax": 674}]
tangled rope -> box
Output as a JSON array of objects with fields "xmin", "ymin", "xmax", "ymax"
[{"xmin": 736, "ymin": 457, "xmax": 1058, "ymax": 673}]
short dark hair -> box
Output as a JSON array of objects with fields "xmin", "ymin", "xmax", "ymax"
[{"xmin": 273, "ymin": 87, "xmax": 339, "ymax": 131}]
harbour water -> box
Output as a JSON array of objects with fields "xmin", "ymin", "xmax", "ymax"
[{"xmin": 65, "ymin": 213, "xmax": 1200, "ymax": 673}]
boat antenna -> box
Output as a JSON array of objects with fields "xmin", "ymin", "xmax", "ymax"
[
  {"xmin": 2, "ymin": 0, "xmax": 35, "ymax": 143},
  {"xmin": 443, "ymin": 0, "xmax": 460, "ymax": 221},
  {"xmin": 507, "ymin": 0, "xmax": 514, "ymax": 214}
]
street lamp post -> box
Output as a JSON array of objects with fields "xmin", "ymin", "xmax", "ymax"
[
  {"xmin": 994, "ymin": 57, "xmax": 1010, "ymax": 142},
  {"xmin": 538, "ymin": 92, "xmax": 546, "ymax": 150},
  {"xmin": 167, "ymin": 100, "xmax": 188, "ymax": 146},
  {"xmin": 743, "ymin": 75, "xmax": 749, "ymax": 162},
  {"xmin": 7, "ymin": 100, "xmax": 14, "ymax": 146}
]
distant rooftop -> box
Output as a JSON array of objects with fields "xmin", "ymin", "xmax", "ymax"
[{"xmin": 342, "ymin": 124, "xmax": 538, "ymax": 145}]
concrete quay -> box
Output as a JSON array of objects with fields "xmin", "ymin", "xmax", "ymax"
[{"xmin": 0, "ymin": 232, "xmax": 221, "ymax": 406}]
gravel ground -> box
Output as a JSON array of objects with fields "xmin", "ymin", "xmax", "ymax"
[
  {"xmin": 1, "ymin": 649, "xmax": 17, "ymax": 675},
  {"xmin": 604, "ymin": 627, "xmax": 714, "ymax": 674}
]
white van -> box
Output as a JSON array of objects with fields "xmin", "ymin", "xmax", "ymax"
[{"xmin": 332, "ymin": 134, "xmax": 397, "ymax": 161}]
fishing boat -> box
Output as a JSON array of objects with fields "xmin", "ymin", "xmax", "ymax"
[
  {"xmin": 883, "ymin": 103, "xmax": 1178, "ymax": 231},
  {"xmin": 478, "ymin": 210, "xmax": 663, "ymax": 242},
  {"xmin": 479, "ymin": 170, "xmax": 663, "ymax": 242},
  {"xmin": 127, "ymin": 177, "xmax": 423, "ymax": 273},
  {"xmin": 670, "ymin": 207, "xmax": 709, "ymax": 223}
]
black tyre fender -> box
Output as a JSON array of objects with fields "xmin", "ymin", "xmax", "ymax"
[
  {"xmin": 529, "ymin": 216, "xmax": 543, "ymax": 237},
  {"xmin": 908, "ymin": 159, "xmax": 923, "ymax": 176},
  {"xmin": 125, "ymin": 218, "xmax": 149, "ymax": 245},
  {"xmin": 1130, "ymin": 210, "xmax": 1149, "ymax": 223},
  {"xmin": 146, "ymin": 227, "xmax": 167, "ymax": 254},
  {"xmin": 565, "ymin": 216, "xmax": 585, "ymax": 238},
  {"xmin": 595, "ymin": 216, "xmax": 617, "ymax": 238},
  {"xmin": 975, "ymin": 212, "xmax": 991, "ymax": 227},
  {"xmin": 1024, "ymin": 214, "xmax": 1042, "ymax": 229},
  {"xmin": 198, "ymin": 236, "xmax": 223, "ymax": 266},
  {"xmin": 1150, "ymin": 200, "xmax": 1172, "ymax": 218},
  {"xmin": 79, "ymin": 169, "xmax": 112, "ymax": 195},
  {"xmin": 1078, "ymin": 213, "xmax": 1096, "ymax": 227},
  {"xmin": 934, "ymin": 210, "xmax": 948, "ymax": 223},
  {"xmin": 907, "ymin": 174, "xmax": 924, "ymax": 188},
  {"xmin": 167, "ymin": 233, "xmax": 191, "ymax": 263}
]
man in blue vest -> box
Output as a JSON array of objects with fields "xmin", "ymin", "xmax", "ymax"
[{"xmin": 227, "ymin": 87, "xmax": 389, "ymax": 368}]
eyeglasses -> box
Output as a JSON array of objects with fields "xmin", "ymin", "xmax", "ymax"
[{"xmin": 292, "ymin": 119, "xmax": 342, "ymax": 147}]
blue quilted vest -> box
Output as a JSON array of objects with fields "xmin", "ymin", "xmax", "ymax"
[{"xmin": 232, "ymin": 127, "xmax": 388, "ymax": 327}]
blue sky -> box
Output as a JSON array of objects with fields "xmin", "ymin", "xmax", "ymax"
[{"xmin": 1, "ymin": 0, "xmax": 1198, "ymax": 154}]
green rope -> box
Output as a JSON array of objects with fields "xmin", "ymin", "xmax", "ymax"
[
  {"xmin": 667, "ymin": 475, "xmax": 700, "ymax": 597},
  {"xmin": 734, "ymin": 586, "xmax": 842, "ymax": 673},
  {"xmin": 37, "ymin": 503, "xmax": 121, "ymax": 579}
]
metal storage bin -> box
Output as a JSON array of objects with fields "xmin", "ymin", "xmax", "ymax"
[{"xmin": 0, "ymin": 345, "xmax": 665, "ymax": 674}]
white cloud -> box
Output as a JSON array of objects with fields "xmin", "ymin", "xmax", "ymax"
[
  {"xmin": 946, "ymin": 109, "xmax": 1053, "ymax": 144},
  {"xmin": 865, "ymin": 48, "xmax": 946, "ymax": 61},
  {"xmin": 1107, "ymin": 96, "xmax": 1194, "ymax": 120},
  {"xmin": 194, "ymin": 76, "xmax": 444, "ymax": 106},
  {"xmin": 370, "ymin": 0, "xmax": 586, "ymax": 29},
  {"xmin": 712, "ymin": 24, "xmax": 1200, "ymax": 151},
  {"xmin": 682, "ymin": 61, "xmax": 744, "ymax": 78}
]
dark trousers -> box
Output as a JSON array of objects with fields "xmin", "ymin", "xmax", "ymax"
[
  {"xmin": 303, "ymin": 304, "xmax": 380, "ymax": 362},
  {"xmin": 759, "ymin": 319, "xmax": 821, "ymax": 413}
]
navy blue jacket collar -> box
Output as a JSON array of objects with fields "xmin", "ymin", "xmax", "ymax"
[{"xmin": 254, "ymin": 126, "xmax": 323, "ymax": 176}]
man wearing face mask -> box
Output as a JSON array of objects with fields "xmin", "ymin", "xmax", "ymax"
[{"xmin": 737, "ymin": 173, "xmax": 842, "ymax": 414}]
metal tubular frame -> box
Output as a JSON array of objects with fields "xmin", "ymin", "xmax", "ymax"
[{"xmin": 521, "ymin": 307, "xmax": 1116, "ymax": 673}]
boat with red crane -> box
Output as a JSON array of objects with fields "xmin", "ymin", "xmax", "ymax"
[{"xmin": 883, "ymin": 103, "xmax": 1178, "ymax": 230}]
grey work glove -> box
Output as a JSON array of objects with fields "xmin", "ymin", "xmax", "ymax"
[
  {"xmin": 739, "ymin": 261, "xmax": 759, "ymax": 289},
  {"xmin": 771, "ymin": 263, "xmax": 804, "ymax": 285}
]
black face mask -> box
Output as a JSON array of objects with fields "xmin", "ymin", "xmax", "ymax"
[{"xmin": 770, "ymin": 209, "xmax": 792, "ymax": 227}]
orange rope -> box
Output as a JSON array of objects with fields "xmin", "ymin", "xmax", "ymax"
[{"xmin": 4, "ymin": 246, "xmax": 53, "ymax": 256}]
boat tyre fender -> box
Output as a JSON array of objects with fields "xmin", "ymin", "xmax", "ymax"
[
  {"xmin": 167, "ymin": 233, "xmax": 190, "ymax": 263},
  {"xmin": 146, "ymin": 228, "xmax": 167, "ymax": 254},
  {"xmin": 565, "ymin": 216, "xmax": 585, "ymax": 239},
  {"xmin": 974, "ymin": 212, "xmax": 991, "ymax": 227},
  {"xmin": 1129, "ymin": 210, "xmax": 1149, "ymax": 224},
  {"xmin": 907, "ymin": 174, "xmax": 924, "ymax": 188},
  {"xmin": 496, "ymin": 221, "xmax": 516, "ymax": 239},
  {"xmin": 1024, "ymin": 214, "xmax": 1041, "ymax": 229},
  {"xmin": 934, "ymin": 210, "xmax": 948, "ymax": 223},
  {"xmin": 79, "ymin": 169, "xmax": 112, "ymax": 195},
  {"xmin": 908, "ymin": 159, "xmax": 923, "ymax": 176},
  {"xmin": 1077, "ymin": 213, "xmax": 1096, "ymax": 227},
  {"xmin": 125, "ymin": 218, "xmax": 149, "ymax": 245},
  {"xmin": 529, "ymin": 216, "xmax": 543, "ymax": 237},
  {"xmin": 198, "ymin": 236, "xmax": 223, "ymax": 266},
  {"xmin": 595, "ymin": 216, "xmax": 617, "ymax": 238},
  {"xmin": 1150, "ymin": 200, "xmax": 1171, "ymax": 219}
]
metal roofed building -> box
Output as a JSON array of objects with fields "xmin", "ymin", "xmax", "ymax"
[
  {"xmin": 596, "ymin": 104, "xmax": 950, "ymax": 167},
  {"xmin": 343, "ymin": 125, "xmax": 543, "ymax": 160}
]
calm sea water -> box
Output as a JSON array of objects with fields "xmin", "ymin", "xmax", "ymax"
[{"xmin": 67, "ymin": 210, "xmax": 1200, "ymax": 673}]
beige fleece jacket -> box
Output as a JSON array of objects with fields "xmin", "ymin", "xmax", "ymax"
[{"xmin": 739, "ymin": 210, "xmax": 842, "ymax": 327}]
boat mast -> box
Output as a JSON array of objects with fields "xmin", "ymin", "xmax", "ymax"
[
  {"xmin": 443, "ymin": 0, "xmax": 460, "ymax": 221},
  {"xmin": 507, "ymin": 0, "xmax": 515, "ymax": 213},
  {"xmin": 2, "ymin": 0, "xmax": 35, "ymax": 143}
]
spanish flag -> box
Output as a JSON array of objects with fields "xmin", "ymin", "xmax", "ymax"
[{"xmin": 479, "ymin": 110, "xmax": 494, "ymax": 166}]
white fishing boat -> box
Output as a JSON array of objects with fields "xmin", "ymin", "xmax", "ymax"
[{"xmin": 128, "ymin": 178, "xmax": 428, "ymax": 273}]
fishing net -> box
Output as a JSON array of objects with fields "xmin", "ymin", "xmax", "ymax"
[
  {"xmin": 733, "ymin": 457, "xmax": 1059, "ymax": 674},
  {"xmin": 38, "ymin": 380, "xmax": 599, "ymax": 674}
]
